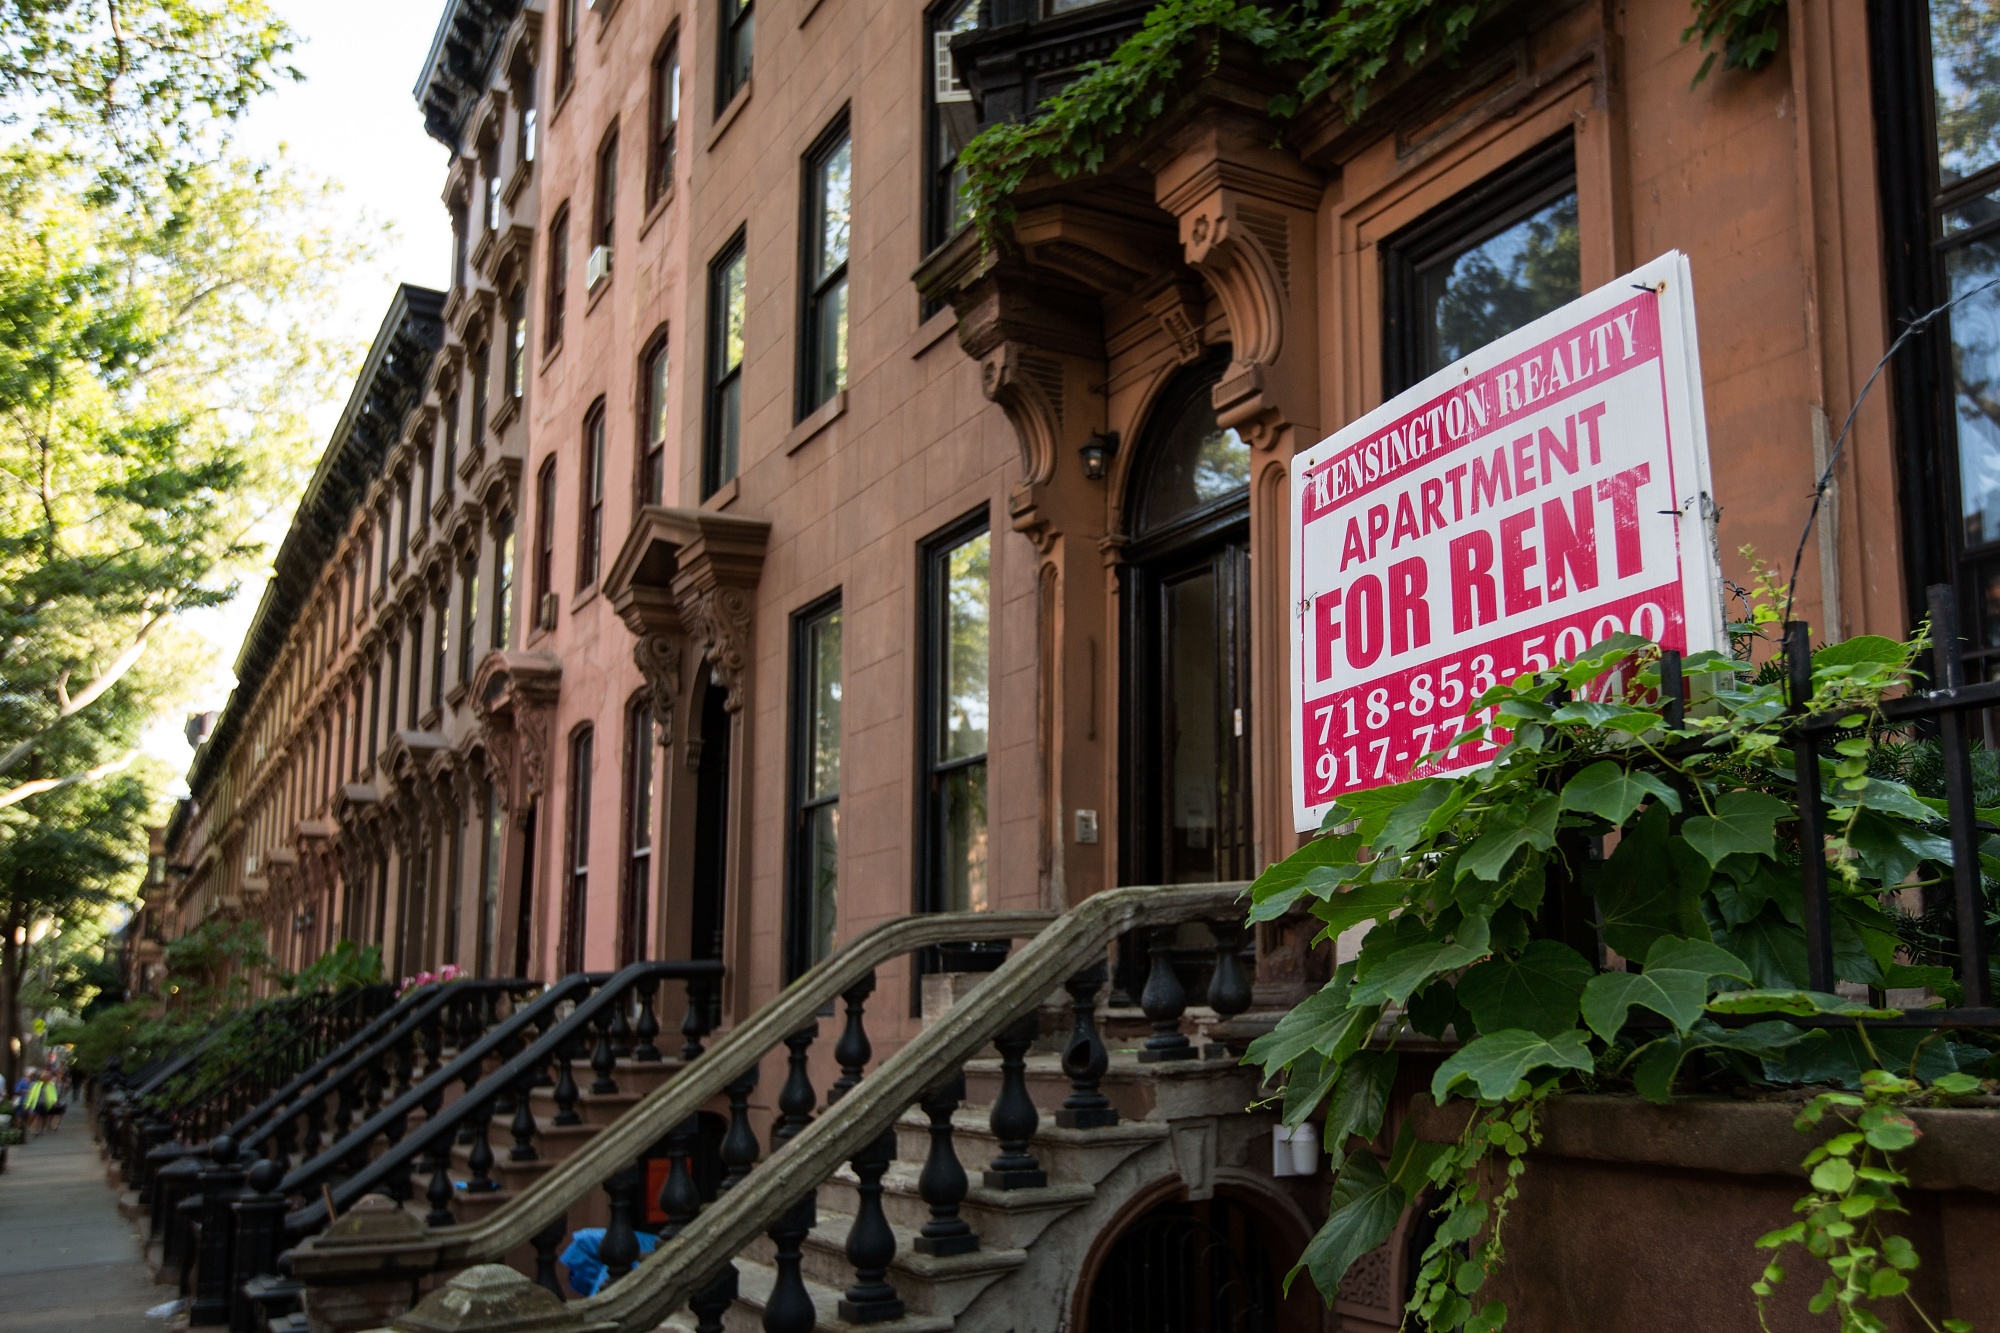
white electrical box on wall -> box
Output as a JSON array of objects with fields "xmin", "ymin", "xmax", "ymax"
[{"xmin": 1272, "ymin": 1122, "xmax": 1319, "ymax": 1178}]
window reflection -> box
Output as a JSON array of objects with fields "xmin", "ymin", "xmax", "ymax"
[
  {"xmin": 1420, "ymin": 191, "xmax": 1580, "ymax": 371},
  {"xmin": 1950, "ymin": 237, "xmax": 2000, "ymax": 546},
  {"xmin": 1932, "ymin": 1, "xmax": 2000, "ymax": 184}
]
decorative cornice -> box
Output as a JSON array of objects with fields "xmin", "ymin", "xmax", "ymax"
[
  {"xmin": 469, "ymin": 649, "xmax": 561, "ymax": 810},
  {"xmin": 605, "ymin": 507, "xmax": 771, "ymax": 713},
  {"xmin": 415, "ymin": 0, "xmax": 527, "ymax": 150}
]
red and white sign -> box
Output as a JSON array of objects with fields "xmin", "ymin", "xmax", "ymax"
[{"xmin": 1289, "ymin": 252, "xmax": 1722, "ymax": 830}]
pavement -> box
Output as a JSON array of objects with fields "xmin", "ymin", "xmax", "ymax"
[{"xmin": 0, "ymin": 1115, "xmax": 167, "ymax": 1332}]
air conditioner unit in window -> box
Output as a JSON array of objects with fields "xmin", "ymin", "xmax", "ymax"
[
  {"xmin": 537, "ymin": 591, "xmax": 559, "ymax": 631},
  {"xmin": 586, "ymin": 244, "xmax": 613, "ymax": 291}
]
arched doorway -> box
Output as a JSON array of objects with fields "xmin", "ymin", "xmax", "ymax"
[
  {"xmin": 1120, "ymin": 355, "xmax": 1254, "ymax": 889},
  {"xmin": 687, "ymin": 664, "xmax": 731, "ymax": 963},
  {"xmin": 1078, "ymin": 1190, "xmax": 1314, "ymax": 1333}
]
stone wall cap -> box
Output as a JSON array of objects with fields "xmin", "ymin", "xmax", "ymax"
[{"xmin": 389, "ymin": 1264, "xmax": 617, "ymax": 1332}]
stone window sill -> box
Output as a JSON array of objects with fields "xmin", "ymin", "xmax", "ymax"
[
  {"xmin": 708, "ymin": 81, "xmax": 752, "ymax": 152},
  {"xmin": 784, "ymin": 389, "xmax": 846, "ymax": 455}
]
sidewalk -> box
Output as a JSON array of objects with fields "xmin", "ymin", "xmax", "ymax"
[{"xmin": 0, "ymin": 1117, "xmax": 162, "ymax": 1332}]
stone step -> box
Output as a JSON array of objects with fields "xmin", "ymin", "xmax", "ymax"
[
  {"xmin": 889, "ymin": 1106, "xmax": 1167, "ymax": 1194},
  {"xmin": 780, "ymin": 1206, "xmax": 1026, "ymax": 1320},
  {"xmin": 961, "ymin": 1048, "xmax": 1260, "ymax": 1124},
  {"xmin": 816, "ymin": 1161, "xmax": 1095, "ymax": 1256}
]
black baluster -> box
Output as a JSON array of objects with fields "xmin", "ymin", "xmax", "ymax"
[
  {"xmin": 656, "ymin": 1115, "xmax": 702, "ymax": 1238},
  {"xmin": 531, "ymin": 1211, "xmax": 568, "ymax": 1301},
  {"xmin": 228, "ymin": 1158, "xmax": 286, "ymax": 1333},
  {"xmin": 985, "ymin": 1015, "xmax": 1047, "ymax": 1189},
  {"xmin": 1139, "ymin": 928, "xmax": 1195, "ymax": 1062},
  {"xmin": 1056, "ymin": 959, "xmax": 1117, "ymax": 1129},
  {"xmin": 424, "ymin": 1135, "xmax": 457, "ymax": 1226},
  {"xmin": 839, "ymin": 1129, "xmax": 904, "ymax": 1323},
  {"xmin": 1205, "ymin": 922, "xmax": 1253, "ymax": 1059},
  {"xmin": 914, "ymin": 1074, "xmax": 976, "ymax": 1256},
  {"xmin": 464, "ymin": 1098, "xmax": 499, "ymax": 1192},
  {"xmin": 688, "ymin": 1264, "xmax": 739, "ymax": 1333},
  {"xmin": 610, "ymin": 987, "xmax": 634, "ymax": 1060},
  {"xmin": 762, "ymin": 1193, "xmax": 817, "ymax": 1333},
  {"xmin": 590, "ymin": 1002, "xmax": 619, "ymax": 1096},
  {"xmin": 509, "ymin": 1065, "xmax": 540, "ymax": 1161},
  {"xmin": 421, "ymin": 1006, "xmax": 444, "ymax": 1078},
  {"xmin": 632, "ymin": 978, "xmax": 662, "ymax": 1062},
  {"xmin": 269, "ymin": 1114, "xmax": 297, "ymax": 1174},
  {"xmin": 719, "ymin": 1067, "xmax": 760, "ymax": 1191},
  {"xmin": 300, "ymin": 1095, "xmax": 325, "ymax": 1164},
  {"xmin": 771, "ymin": 1025, "xmax": 818, "ymax": 1150},
  {"xmin": 1927, "ymin": 585, "xmax": 1994, "ymax": 1007},
  {"xmin": 552, "ymin": 1027, "xmax": 582, "ymax": 1126},
  {"xmin": 598, "ymin": 1162, "xmax": 643, "ymax": 1285},
  {"xmin": 829, "ymin": 970, "xmax": 875, "ymax": 1104},
  {"xmin": 681, "ymin": 977, "xmax": 714, "ymax": 1062},
  {"xmin": 1785, "ymin": 620, "xmax": 1836, "ymax": 993}
]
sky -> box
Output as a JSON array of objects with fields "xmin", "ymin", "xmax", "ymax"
[{"xmin": 139, "ymin": 0, "xmax": 455, "ymax": 790}]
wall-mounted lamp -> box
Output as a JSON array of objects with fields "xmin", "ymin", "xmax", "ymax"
[{"xmin": 1078, "ymin": 430, "xmax": 1120, "ymax": 481}]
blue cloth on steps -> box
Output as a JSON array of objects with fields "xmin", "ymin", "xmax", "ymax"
[{"xmin": 559, "ymin": 1227, "xmax": 660, "ymax": 1297}]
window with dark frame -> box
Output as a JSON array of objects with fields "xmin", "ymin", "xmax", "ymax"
[
  {"xmin": 367, "ymin": 655, "xmax": 382, "ymax": 769},
  {"xmin": 492, "ymin": 515, "xmax": 515, "ymax": 650},
  {"xmin": 442, "ymin": 392, "xmax": 460, "ymax": 495},
  {"xmin": 451, "ymin": 203, "xmax": 468, "ymax": 291},
  {"xmin": 506, "ymin": 285, "xmax": 527, "ymax": 399},
  {"xmin": 458, "ymin": 557, "xmax": 479, "ymax": 685},
  {"xmin": 923, "ymin": 0, "xmax": 980, "ymax": 259},
  {"xmin": 1379, "ymin": 132, "xmax": 1580, "ymax": 396},
  {"xmin": 918, "ymin": 513, "xmax": 990, "ymax": 915},
  {"xmin": 621, "ymin": 697, "xmax": 655, "ymax": 967},
  {"xmin": 471, "ymin": 343, "xmax": 490, "ymax": 450},
  {"xmin": 431, "ymin": 591, "xmax": 448, "ymax": 712},
  {"xmin": 397, "ymin": 471, "xmax": 412, "ymax": 550},
  {"xmin": 384, "ymin": 642, "xmax": 401, "ymax": 750},
  {"xmin": 546, "ymin": 205, "xmax": 569, "ymax": 351},
  {"xmin": 557, "ymin": 0, "xmax": 578, "ymax": 98},
  {"xmin": 594, "ymin": 127, "xmax": 618, "ymax": 256},
  {"xmin": 482, "ymin": 134, "xmax": 502, "ymax": 234},
  {"xmin": 704, "ymin": 232, "xmax": 747, "ymax": 497},
  {"xmin": 418, "ymin": 434, "xmax": 434, "ymax": 522},
  {"xmin": 579, "ymin": 400, "xmax": 606, "ymax": 588},
  {"xmin": 517, "ymin": 62, "xmax": 537, "ymax": 164},
  {"xmin": 533, "ymin": 456, "xmax": 557, "ymax": 628},
  {"xmin": 406, "ymin": 615, "xmax": 423, "ymax": 728},
  {"xmin": 562, "ymin": 725, "xmax": 593, "ymax": 975},
  {"xmin": 718, "ymin": 0, "xmax": 753, "ymax": 112},
  {"xmin": 640, "ymin": 332, "xmax": 669, "ymax": 505},
  {"xmin": 786, "ymin": 593, "xmax": 841, "ymax": 979},
  {"xmin": 1873, "ymin": 2, "xmax": 2000, "ymax": 670},
  {"xmin": 799, "ymin": 117, "xmax": 852, "ymax": 419},
  {"xmin": 649, "ymin": 37, "xmax": 681, "ymax": 208}
]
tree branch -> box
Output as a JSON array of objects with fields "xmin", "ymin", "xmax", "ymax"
[
  {"xmin": 0, "ymin": 750, "xmax": 137, "ymax": 811},
  {"xmin": 0, "ymin": 609, "xmax": 169, "ymax": 777}
]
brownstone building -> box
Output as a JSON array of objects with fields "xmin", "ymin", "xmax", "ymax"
[{"xmin": 150, "ymin": 1, "xmax": 2000, "ymax": 1328}]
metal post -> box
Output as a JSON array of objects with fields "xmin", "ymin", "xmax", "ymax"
[
  {"xmin": 1927, "ymin": 585, "xmax": 1993, "ymax": 1007},
  {"xmin": 1786, "ymin": 621, "xmax": 1836, "ymax": 993}
]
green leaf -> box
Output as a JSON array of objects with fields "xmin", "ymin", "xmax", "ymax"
[
  {"xmin": 1810, "ymin": 1158, "xmax": 1856, "ymax": 1193},
  {"xmin": 1244, "ymin": 982, "xmax": 1380, "ymax": 1076},
  {"xmin": 1839, "ymin": 777, "xmax": 1943, "ymax": 826},
  {"xmin": 1375, "ymin": 780, "xmax": 1454, "ymax": 852},
  {"xmin": 1297, "ymin": 1147, "xmax": 1406, "ymax": 1297},
  {"xmin": 1280, "ymin": 1051, "xmax": 1340, "ymax": 1128},
  {"xmin": 1456, "ymin": 940, "xmax": 1592, "ymax": 1038},
  {"xmin": 1706, "ymin": 989, "xmax": 1900, "ymax": 1020},
  {"xmin": 1585, "ymin": 803, "xmax": 1707, "ymax": 959},
  {"xmin": 1323, "ymin": 1050, "xmax": 1398, "ymax": 1148},
  {"xmin": 1352, "ymin": 913, "xmax": 1491, "ymax": 1007},
  {"xmin": 1307, "ymin": 880, "xmax": 1413, "ymax": 939},
  {"xmin": 1881, "ymin": 1234, "xmax": 1919, "ymax": 1271},
  {"xmin": 1431, "ymin": 1028, "xmax": 1594, "ymax": 1103},
  {"xmin": 1249, "ymin": 833, "xmax": 1361, "ymax": 917},
  {"xmin": 1812, "ymin": 636, "xmax": 1905, "ymax": 668},
  {"xmin": 1559, "ymin": 760, "xmax": 1683, "ymax": 824},
  {"xmin": 1331, "ymin": 783, "xmax": 1440, "ymax": 844},
  {"xmin": 1681, "ymin": 790, "xmax": 1789, "ymax": 867},
  {"xmin": 1457, "ymin": 793, "xmax": 1561, "ymax": 882},
  {"xmin": 1628, "ymin": 1020, "xmax": 1819, "ymax": 1103}
]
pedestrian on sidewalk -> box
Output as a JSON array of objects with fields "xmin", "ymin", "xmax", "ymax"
[
  {"xmin": 22, "ymin": 1072, "xmax": 56, "ymax": 1136},
  {"xmin": 45, "ymin": 1070, "xmax": 67, "ymax": 1133}
]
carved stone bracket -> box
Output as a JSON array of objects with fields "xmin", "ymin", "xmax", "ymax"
[
  {"xmin": 469, "ymin": 649, "xmax": 562, "ymax": 814},
  {"xmin": 632, "ymin": 633, "xmax": 684, "ymax": 749},
  {"xmin": 604, "ymin": 506, "xmax": 770, "ymax": 716}
]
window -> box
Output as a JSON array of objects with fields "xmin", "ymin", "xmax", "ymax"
[
  {"xmin": 640, "ymin": 334, "xmax": 670, "ymax": 505},
  {"xmin": 418, "ymin": 434, "xmax": 434, "ymax": 523},
  {"xmin": 492, "ymin": 515, "xmax": 515, "ymax": 651},
  {"xmin": 924, "ymin": 0, "xmax": 980, "ymax": 255},
  {"xmin": 451, "ymin": 203, "xmax": 468, "ymax": 292},
  {"xmin": 482, "ymin": 135, "xmax": 502, "ymax": 233},
  {"xmin": 705, "ymin": 233, "xmax": 747, "ymax": 497},
  {"xmin": 378, "ymin": 507, "xmax": 392, "ymax": 585},
  {"xmin": 1380, "ymin": 133, "xmax": 1579, "ymax": 394},
  {"xmin": 787, "ymin": 595, "xmax": 841, "ymax": 977},
  {"xmin": 557, "ymin": 0, "xmax": 577, "ymax": 98},
  {"xmin": 594, "ymin": 127, "xmax": 618, "ymax": 258},
  {"xmin": 517, "ymin": 68, "xmax": 537, "ymax": 165},
  {"xmin": 407, "ymin": 614, "xmax": 423, "ymax": 728},
  {"xmin": 799, "ymin": 119, "xmax": 852, "ymax": 417},
  {"xmin": 533, "ymin": 457, "xmax": 557, "ymax": 626},
  {"xmin": 458, "ymin": 557, "xmax": 479, "ymax": 684},
  {"xmin": 471, "ymin": 343, "xmax": 490, "ymax": 450},
  {"xmin": 579, "ymin": 402, "xmax": 606, "ymax": 588},
  {"xmin": 367, "ymin": 655, "xmax": 383, "ymax": 769},
  {"xmin": 431, "ymin": 592, "xmax": 449, "ymax": 711},
  {"xmin": 442, "ymin": 393, "xmax": 460, "ymax": 494},
  {"xmin": 546, "ymin": 206, "xmax": 569, "ymax": 352},
  {"xmin": 562, "ymin": 726, "xmax": 593, "ymax": 975},
  {"xmin": 919, "ymin": 516, "xmax": 990, "ymax": 914},
  {"xmin": 621, "ymin": 698, "xmax": 655, "ymax": 967},
  {"xmin": 507, "ymin": 286, "xmax": 527, "ymax": 400},
  {"xmin": 649, "ymin": 38, "xmax": 681, "ymax": 208},
  {"xmin": 1874, "ymin": 3, "xmax": 2000, "ymax": 658},
  {"xmin": 719, "ymin": 0, "xmax": 753, "ymax": 111},
  {"xmin": 478, "ymin": 780, "xmax": 503, "ymax": 976},
  {"xmin": 385, "ymin": 642, "xmax": 400, "ymax": 747}
]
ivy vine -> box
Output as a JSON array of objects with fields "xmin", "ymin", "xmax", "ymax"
[
  {"xmin": 955, "ymin": 0, "xmax": 1789, "ymax": 246},
  {"xmin": 1240, "ymin": 600, "xmax": 1998, "ymax": 1330}
]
